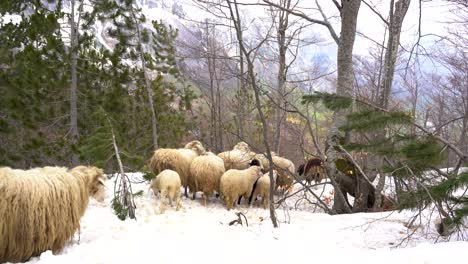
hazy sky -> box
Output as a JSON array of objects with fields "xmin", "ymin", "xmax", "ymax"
[{"xmin": 180, "ymin": 0, "xmax": 460, "ymax": 74}]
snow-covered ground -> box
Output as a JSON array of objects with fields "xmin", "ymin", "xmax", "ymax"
[{"xmin": 19, "ymin": 173, "xmax": 468, "ymax": 264}]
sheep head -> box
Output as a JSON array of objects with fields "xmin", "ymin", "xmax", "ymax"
[
  {"xmin": 185, "ymin": 140, "xmax": 206, "ymax": 155},
  {"xmin": 250, "ymin": 165, "xmax": 263, "ymax": 179},
  {"xmin": 70, "ymin": 166, "xmax": 106, "ymax": 202},
  {"xmin": 265, "ymin": 170, "xmax": 278, "ymax": 182},
  {"xmin": 233, "ymin": 142, "xmax": 250, "ymax": 152}
]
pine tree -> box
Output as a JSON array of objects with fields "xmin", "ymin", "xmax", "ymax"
[
  {"xmin": 1, "ymin": 0, "xmax": 71, "ymax": 167},
  {"xmin": 1, "ymin": 0, "xmax": 193, "ymax": 169}
]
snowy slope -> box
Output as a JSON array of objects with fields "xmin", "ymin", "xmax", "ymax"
[{"xmin": 17, "ymin": 172, "xmax": 468, "ymax": 264}]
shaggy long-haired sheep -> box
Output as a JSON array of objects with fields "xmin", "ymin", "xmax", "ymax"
[
  {"xmin": 188, "ymin": 154, "xmax": 225, "ymax": 205},
  {"xmin": 0, "ymin": 165, "xmax": 106, "ymax": 263},
  {"xmin": 218, "ymin": 142, "xmax": 256, "ymax": 170},
  {"xmin": 149, "ymin": 140, "xmax": 206, "ymax": 197},
  {"xmin": 150, "ymin": 169, "xmax": 182, "ymax": 214},
  {"xmin": 219, "ymin": 165, "xmax": 263, "ymax": 210},
  {"xmin": 249, "ymin": 170, "xmax": 277, "ymax": 209},
  {"xmin": 297, "ymin": 157, "xmax": 326, "ymax": 184}
]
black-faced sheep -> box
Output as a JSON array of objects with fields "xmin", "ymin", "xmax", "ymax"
[
  {"xmin": 218, "ymin": 142, "xmax": 256, "ymax": 170},
  {"xmin": 188, "ymin": 154, "xmax": 225, "ymax": 205},
  {"xmin": 149, "ymin": 140, "xmax": 206, "ymax": 197},
  {"xmin": 219, "ymin": 165, "xmax": 263, "ymax": 210},
  {"xmin": 0, "ymin": 165, "xmax": 106, "ymax": 263},
  {"xmin": 150, "ymin": 169, "xmax": 182, "ymax": 214}
]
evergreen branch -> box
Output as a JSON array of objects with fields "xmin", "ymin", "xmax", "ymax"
[
  {"xmin": 355, "ymin": 97, "xmax": 468, "ymax": 162},
  {"xmin": 302, "ymin": 92, "xmax": 353, "ymax": 111}
]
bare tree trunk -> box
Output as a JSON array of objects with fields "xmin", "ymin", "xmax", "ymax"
[
  {"xmin": 214, "ymin": 59, "xmax": 224, "ymax": 152},
  {"xmin": 379, "ymin": 0, "xmax": 411, "ymax": 109},
  {"xmin": 227, "ymin": 0, "xmax": 278, "ymax": 228},
  {"xmin": 238, "ymin": 45, "xmax": 246, "ymax": 139},
  {"xmin": 325, "ymin": 0, "xmax": 361, "ymax": 214},
  {"xmin": 373, "ymin": 0, "xmax": 410, "ymax": 210},
  {"xmin": 205, "ymin": 21, "xmax": 217, "ymax": 150},
  {"xmin": 272, "ymin": 0, "xmax": 291, "ymax": 154},
  {"xmin": 130, "ymin": 2, "xmax": 159, "ymax": 149},
  {"xmin": 70, "ymin": 0, "xmax": 79, "ymax": 166}
]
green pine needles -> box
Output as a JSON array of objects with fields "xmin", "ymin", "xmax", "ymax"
[{"xmin": 303, "ymin": 91, "xmax": 467, "ymax": 233}]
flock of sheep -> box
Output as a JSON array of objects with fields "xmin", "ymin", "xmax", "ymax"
[
  {"xmin": 0, "ymin": 140, "xmax": 310, "ymax": 263},
  {"xmin": 148, "ymin": 140, "xmax": 297, "ymax": 213}
]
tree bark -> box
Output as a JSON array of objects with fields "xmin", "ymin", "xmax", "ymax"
[
  {"xmin": 227, "ymin": 0, "xmax": 278, "ymax": 228},
  {"xmin": 70, "ymin": 0, "xmax": 79, "ymax": 166},
  {"xmin": 373, "ymin": 0, "xmax": 410, "ymax": 210},
  {"xmin": 237, "ymin": 42, "xmax": 246, "ymax": 139},
  {"xmin": 379, "ymin": 0, "xmax": 410, "ymax": 109},
  {"xmin": 273, "ymin": 0, "xmax": 291, "ymax": 154},
  {"xmin": 324, "ymin": 0, "xmax": 361, "ymax": 214},
  {"xmin": 205, "ymin": 21, "xmax": 217, "ymax": 150}
]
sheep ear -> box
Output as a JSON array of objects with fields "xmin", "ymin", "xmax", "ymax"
[{"xmin": 97, "ymin": 178, "xmax": 105, "ymax": 186}]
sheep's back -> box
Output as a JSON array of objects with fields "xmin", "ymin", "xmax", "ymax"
[
  {"xmin": 0, "ymin": 166, "xmax": 89, "ymax": 263},
  {"xmin": 191, "ymin": 155, "xmax": 225, "ymax": 193},
  {"xmin": 150, "ymin": 149, "xmax": 192, "ymax": 186},
  {"xmin": 155, "ymin": 170, "xmax": 181, "ymax": 190}
]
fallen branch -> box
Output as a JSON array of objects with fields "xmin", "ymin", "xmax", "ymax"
[{"xmin": 229, "ymin": 212, "xmax": 249, "ymax": 227}]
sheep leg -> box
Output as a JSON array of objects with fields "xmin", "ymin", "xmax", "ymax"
[
  {"xmin": 168, "ymin": 188, "xmax": 174, "ymax": 207},
  {"xmin": 160, "ymin": 189, "xmax": 167, "ymax": 214},
  {"xmin": 184, "ymin": 186, "xmax": 188, "ymax": 198},
  {"xmin": 225, "ymin": 196, "xmax": 232, "ymax": 210},
  {"xmin": 232, "ymin": 196, "xmax": 238, "ymax": 208},
  {"xmin": 202, "ymin": 193, "xmax": 207, "ymax": 207},
  {"xmin": 176, "ymin": 193, "xmax": 181, "ymax": 211},
  {"xmin": 262, "ymin": 195, "xmax": 268, "ymax": 209}
]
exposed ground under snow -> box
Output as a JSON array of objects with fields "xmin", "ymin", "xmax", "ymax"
[{"xmin": 18, "ymin": 173, "xmax": 468, "ymax": 264}]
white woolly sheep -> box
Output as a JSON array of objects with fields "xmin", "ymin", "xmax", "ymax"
[
  {"xmin": 188, "ymin": 154, "xmax": 225, "ymax": 205},
  {"xmin": 218, "ymin": 142, "xmax": 256, "ymax": 170},
  {"xmin": 250, "ymin": 170, "xmax": 278, "ymax": 209},
  {"xmin": 150, "ymin": 169, "xmax": 182, "ymax": 214},
  {"xmin": 149, "ymin": 140, "xmax": 206, "ymax": 196},
  {"xmin": 0, "ymin": 165, "xmax": 105, "ymax": 263},
  {"xmin": 271, "ymin": 154, "xmax": 296, "ymax": 193},
  {"xmin": 255, "ymin": 153, "xmax": 271, "ymax": 171},
  {"xmin": 254, "ymin": 152, "xmax": 295, "ymax": 193},
  {"xmin": 219, "ymin": 165, "xmax": 263, "ymax": 210}
]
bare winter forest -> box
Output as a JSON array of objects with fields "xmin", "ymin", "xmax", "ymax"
[{"xmin": 1, "ymin": 0, "xmax": 468, "ymax": 263}]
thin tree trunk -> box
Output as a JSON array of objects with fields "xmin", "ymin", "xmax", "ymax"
[
  {"xmin": 206, "ymin": 21, "xmax": 216, "ymax": 149},
  {"xmin": 213, "ymin": 56, "xmax": 224, "ymax": 152},
  {"xmin": 70, "ymin": 0, "xmax": 79, "ymax": 166},
  {"xmin": 374, "ymin": 0, "xmax": 410, "ymax": 210},
  {"xmin": 379, "ymin": 0, "xmax": 411, "ymax": 109},
  {"xmin": 238, "ymin": 44, "xmax": 246, "ymax": 139},
  {"xmin": 129, "ymin": 2, "xmax": 159, "ymax": 149},
  {"xmin": 227, "ymin": 0, "xmax": 278, "ymax": 228},
  {"xmin": 273, "ymin": 0, "xmax": 290, "ymax": 154},
  {"xmin": 108, "ymin": 117, "xmax": 136, "ymax": 219},
  {"xmin": 216, "ymin": 76, "xmax": 223, "ymax": 151}
]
